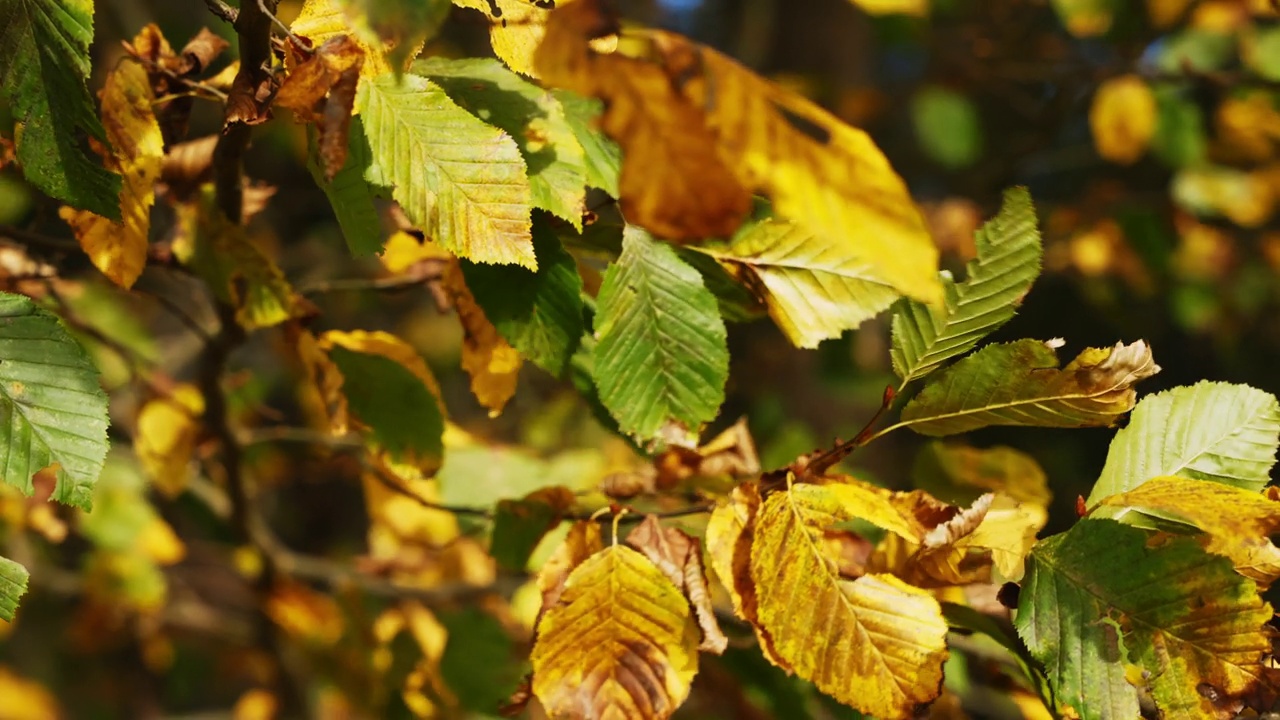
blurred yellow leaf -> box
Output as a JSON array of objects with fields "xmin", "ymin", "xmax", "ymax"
[
  {"xmin": 442, "ymin": 261, "xmax": 522, "ymax": 416},
  {"xmin": 848, "ymin": 0, "xmax": 928, "ymax": 16},
  {"xmin": 531, "ymin": 545, "xmax": 699, "ymax": 720},
  {"xmin": 381, "ymin": 231, "xmax": 451, "ymax": 274},
  {"xmin": 1097, "ymin": 476, "xmax": 1280, "ymax": 587},
  {"xmin": 1173, "ymin": 166, "xmax": 1275, "ymax": 228},
  {"xmin": 535, "ymin": 0, "xmax": 943, "ymax": 305},
  {"xmin": 58, "ymin": 60, "xmax": 162, "ymax": 288},
  {"xmin": 266, "ymin": 580, "xmax": 345, "ymax": 646},
  {"xmin": 1051, "ymin": 0, "xmax": 1116, "ymax": 36},
  {"xmin": 1090, "ymin": 75, "xmax": 1157, "ymax": 164},
  {"xmin": 232, "ymin": 689, "xmax": 278, "ymax": 720},
  {"xmin": 1216, "ymin": 94, "xmax": 1280, "ymax": 162},
  {"xmin": 451, "ymin": 0, "xmax": 615, "ymax": 78},
  {"xmin": 136, "ymin": 516, "xmax": 185, "ymax": 565},
  {"xmin": 135, "ymin": 385, "xmax": 204, "ymax": 498},
  {"xmin": 1147, "ymin": 0, "xmax": 1196, "ymax": 27},
  {"xmin": 749, "ymin": 480, "xmax": 950, "ymax": 717},
  {"xmin": 0, "ymin": 666, "xmax": 61, "ymax": 720}
]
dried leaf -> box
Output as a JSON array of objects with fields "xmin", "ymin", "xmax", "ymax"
[
  {"xmin": 276, "ymin": 35, "xmax": 364, "ymax": 179},
  {"xmin": 58, "ymin": 61, "xmax": 163, "ymax": 288},
  {"xmin": 626, "ymin": 515, "xmax": 728, "ymax": 654},
  {"xmin": 531, "ymin": 545, "xmax": 699, "ymax": 720},
  {"xmin": 536, "ymin": 520, "xmax": 603, "ymax": 621}
]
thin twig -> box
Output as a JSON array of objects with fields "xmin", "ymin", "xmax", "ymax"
[
  {"xmin": 298, "ymin": 274, "xmax": 436, "ymax": 296},
  {"xmin": 0, "ymin": 225, "xmax": 80, "ymax": 253},
  {"xmin": 240, "ymin": 426, "xmax": 365, "ymax": 449},
  {"xmin": 803, "ymin": 385, "xmax": 898, "ymax": 476}
]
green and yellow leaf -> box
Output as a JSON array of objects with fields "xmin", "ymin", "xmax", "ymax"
[
  {"xmin": 891, "ymin": 187, "xmax": 1043, "ymax": 386},
  {"xmin": 0, "ymin": 556, "xmax": 29, "ymax": 622},
  {"xmin": 899, "ymin": 339, "xmax": 1160, "ymax": 436},
  {"xmin": 1088, "ymin": 381, "xmax": 1280, "ymax": 504},
  {"xmin": 443, "ymin": 260, "xmax": 523, "ymax": 416}
]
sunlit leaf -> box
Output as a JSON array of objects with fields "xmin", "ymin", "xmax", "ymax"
[
  {"xmin": 1094, "ymin": 476, "xmax": 1280, "ymax": 587},
  {"xmin": 418, "ymin": 56, "xmax": 587, "ymax": 229},
  {"xmin": 267, "ymin": 580, "xmax": 345, "ymax": 646},
  {"xmin": 690, "ymin": 210, "xmax": 898, "ymax": 349},
  {"xmin": 0, "ymin": 0, "xmax": 120, "ymax": 217},
  {"xmin": 899, "ymin": 339, "xmax": 1160, "ymax": 436},
  {"xmin": 0, "ymin": 666, "xmax": 58, "ymax": 716},
  {"xmin": 1090, "ymin": 75, "xmax": 1157, "ymax": 165},
  {"xmin": 134, "ymin": 384, "xmax": 204, "ymax": 498},
  {"xmin": 0, "ymin": 292, "xmax": 108, "ymax": 510},
  {"xmin": 451, "ymin": 0, "xmax": 612, "ymax": 79},
  {"xmin": 444, "ymin": 259, "xmax": 523, "ymax": 416},
  {"xmin": 58, "ymin": 60, "xmax": 163, "ymax": 288},
  {"xmin": 0, "ymin": 557, "xmax": 28, "ymax": 622},
  {"xmin": 592, "ymin": 227, "xmax": 728, "ymax": 445},
  {"xmin": 1089, "ymin": 381, "xmax": 1280, "ymax": 504},
  {"xmin": 891, "ymin": 187, "xmax": 1043, "ymax": 387},
  {"xmin": 357, "ymin": 72, "xmax": 536, "ymax": 268},
  {"xmin": 536, "ymin": 520, "xmax": 603, "ymax": 618},
  {"xmin": 321, "ymin": 330, "xmax": 445, "ymax": 472},
  {"xmin": 749, "ymin": 480, "xmax": 950, "ymax": 717},
  {"xmin": 535, "ymin": 0, "xmax": 943, "ymax": 305},
  {"xmin": 292, "ymin": 0, "xmax": 409, "ymax": 77},
  {"xmin": 531, "ymin": 545, "xmax": 699, "ymax": 720},
  {"xmin": 1016, "ymin": 519, "xmax": 1276, "ymax": 719},
  {"xmin": 461, "ymin": 225, "xmax": 584, "ymax": 376}
]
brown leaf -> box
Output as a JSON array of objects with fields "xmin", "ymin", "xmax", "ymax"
[
  {"xmin": 536, "ymin": 521, "xmax": 603, "ymax": 625},
  {"xmin": 655, "ymin": 417, "xmax": 761, "ymax": 491},
  {"xmin": 178, "ymin": 28, "xmax": 229, "ymax": 76},
  {"xmin": 124, "ymin": 25, "xmax": 229, "ymax": 146},
  {"xmin": 626, "ymin": 515, "xmax": 728, "ymax": 654},
  {"xmin": 276, "ymin": 35, "xmax": 364, "ymax": 179}
]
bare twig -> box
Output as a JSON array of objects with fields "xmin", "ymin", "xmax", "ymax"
[
  {"xmin": 298, "ymin": 273, "xmax": 440, "ymax": 296},
  {"xmin": 201, "ymin": 0, "xmax": 237, "ymax": 24}
]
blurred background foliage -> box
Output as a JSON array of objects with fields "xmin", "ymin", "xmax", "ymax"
[{"xmin": 2, "ymin": 0, "xmax": 1280, "ymax": 718}]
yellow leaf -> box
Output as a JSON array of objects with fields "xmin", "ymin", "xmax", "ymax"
[
  {"xmin": 848, "ymin": 0, "xmax": 929, "ymax": 16},
  {"xmin": 531, "ymin": 545, "xmax": 699, "ymax": 720},
  {"xmin": 296, "ymin": 329, "xmax": 348, "ymax": 435},
  {"xmin": 58, "ymin": 60, "xmax": 163, "ymax": 288},
  {"xmin": 626, "ymin": 515, "xmax": 728, "ymax": 653},
  {"xmin": 749, "ymin": 481, "xmax": 950, "ymax": 716},
  {"xmin": 0, "ymin": 666, "xmax": 61, "ymax": 720},
  {"xmin": 135, "ymin": 385, "xmax": 205, "ymax": 498},
  {"xmin": 442, "ymin": 261, "xmax": 522, "ymax": 416},
  {"xmin": 1097, "ymin": 476, "xmax": 1280, "ymax": 587},
  {"xmin": 452, "ymin": 0, "xmax": 615, "ymax": 78},
  {"xmin": 537, "ymin": 520, "xmax": 603, "ymax": 620},
  {"xmin": 535, "ymin": 0, "xmax": 943, "ymax": 305},
  {"xmin": 136, "ymin": 516, "xmax": 186, "ymax": 565},
  {"xmin": 1052, "ymin": 0, "xmax": 1116, "ymax": 36},
  {"xmin": 292, "ymin": 0, "xmax": 395, "ymax": 77},
  {"xmin": 381, "ymin": 231, "xmax": 452, "ymax": 274},
  {"xmin": 266, "ymin": 580, "xmax": 345, "ymax": 646},
  {"xmin": 1090, "ymin": 75, "xmax": 1157, "ymax": 164},
  {"xmin": 1173, "ymin": 166, "xmax": 1276, "ymax": 228},
  {"xmin": 233, "ymin": 689, "xmax": 278, "ymax": 720}
]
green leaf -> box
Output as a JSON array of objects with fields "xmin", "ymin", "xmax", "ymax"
[
  {"xmin": 0, "ymin": 0, "xmax": 120, "ymax": 217},
  {"xmin": 460, "ymin": 224, "xmax": 584, "ymax": 375},
  {"xmin": 0, "ymin": 292, "xmax": 108, "ymax": 510},
  {"xmin": 438, "ymin": 445, "xmax": 550, "ymax": 508},
  {"xmin": 1016, "ymin": 519, "xmax": 1274, "ymax": 720},
  {"xmin": 359, "ymin": 0, "xmax": 450, "ymax": 70},
  {"xmin": 898, "ymin": 339, "xmax": 1159, "ymax": 436},
  {"xmin": 593, "ymin": 227, "xmax": 728, "ymax": 444},
  {"xmin": 328, "ymin": 346, "xmax": 443, "ymax": 469},
  {"xmin": 554, "ymin": 89, "xmax": 621, "ymax": 198},
  {"xmin": 440, "ymin": 607, "xmax": 525, "ymax": 712},
  {"xmin": 690, "ymin": 209, "xmax": 898, "ymax": 348},
  {"xmin": 356, "ymin": 72, "xmax": 536, "ymax": 268},
  {"xmin": 1087, "ymin": 382, "xmax": 1280, "ymax": 505},
  {"xmin": 309, "ymin": 116, "xmax": 385, "ymax": 257},
  {"xmin": 1152, "ymin": 87, "xmax": 1207, "ymax": 169},
  {"xmin": 891, "ymin": 187, "xmax": 1042, "ymax": 386},
  {"xmin": 911, "ymin": 86, "xmax": 983, "ymax": 169},
  {"xmin": 0, "ymin": 555, "xmax": 29, "ymax": 622},
  {"xmin": 417, "ymin": 56, "xmax": 587, "ymax": 230},
  {"xmin": 490, "ymin": 492, "xmax": 566, "ymax": 572}
]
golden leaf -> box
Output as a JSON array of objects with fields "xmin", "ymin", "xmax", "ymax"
[
  {"xmin": 135, "ymin": 385, "xmax": 205, "ymax": 498},
  {"xmin": 380, "ymin": 231, "xmax": 452, "ymax": 274},
  {"xmin": 442, "ymin": 260, "xmax": 522, "ymax": 417},
  {"xmin": 537, "ymin": 520, "xmax": 603, "ymax": 620},
  {"xmin": 1097, "ymin": 476, "xmax": 1280, "ymax": 587},
  {"xmin": 535, "ymin": 0, "xmax": 943, "ymax": 305},
  {"xmin": 58, "ymin": 60, "xmax": 163, "ymax": 288},
  {"xmin": 452, "ymin": 0, "xmax": 616, "ymax": 78},
  {"xmin": 531, "ymin": 545, "xmax": 699, "ymax": 720},
  {"xmin": 1090, "ymin": 75, "xmax": 1157, "ymax": 164},
  {"xmin": 914, "ymin": 441, "xmax": 1052, "ymax": 528},
  {"xmin": 626, "ymin": 515, "xmax": 728, "ymax": 654},
  {"xmin": 748, "ymin": 481, "xmax": 950, "ymax": 716},
  {"xmin": 0, "ymin": 667, "xmax": 61, "ymax": 720},
  {"xmin": 295, "ymin": 329, "xmax": 348, "ymax": 435},
  {"xmin": 292, "ymin": 0, "xmax": 396, "ymax": 77}
]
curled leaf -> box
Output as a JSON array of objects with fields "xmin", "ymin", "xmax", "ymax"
[{"xmin": 626, "ymin": 515, "xmax": 728, "ymax": 654}]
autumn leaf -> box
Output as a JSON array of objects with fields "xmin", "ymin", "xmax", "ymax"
[
  {"xmin": 451, "ymin": 0, "xmax": 615, "ymax": 79},
  {"xmin": 689, "ymin": 208, "xmax": 899, "ymax": 348},
  {"xmin": 135, "ymin": 385, "xmax": 204, "ymax": 498},
  {"xmin": 704, "ymin": 484, "xmax": 772, "ymax": 651},
  {"xmin": 276, "ymin": 35, "xmax": 364, "ymax": 180},
  {"xmin": 535, "ymin": 0, "xmax": 943, "ymax": 305},
  {"xmin": 913, "ymin": 441, "xmax": 1052, "ymax": 524},
  {"xmin": 1091, "ymin": 75, "xmax": 1158, "ymax": 164},
  {"xmin": 58, "ymin": 60, "xmax": 163, "ymax": 288},
  {"xmin": 536, "ymin": 520, "xmax": 603, "ymax": 620},
  {"xmin": 267, "ymin": 580, "xmax": 345, "ymax": 646},
  {"xmin": 1016, "ymin": 519, "xmax": 1277, "ymax": 719},
  {"xmin": 899, "ymin": 339, "xmax": 1160, "ymax": 435},
  {"xmin": 1094, "ymin": 476, "xmax": 1280, "ymax": 587},
  {"xmin": 356, "ymin": 72, "xmax": 536, "ymax": 268},
  {"xmin": 626, "ymin": 515, "xmax": 728, "ymax": 654},
  {"xmin": 531, "ymin": 544, "xmax": 700, "ymax": 720},
  {"xmin": 291, "ymin": 0, "xmax": 405, "ymax": 77},
  {"xmin": 891, "ymin": 187, "xmax": 1043, "ymax": 386},
  {"xmin": 443, "ymin": 259, "xmax": 523, "ymax": 416},
  {"xmin": 747, "ymin": 480, "xmax": 950, "ymax": 717},
  {"xmin": 1089, "ymin": 381, "xmax": 1280, "ymax": 503},
  {"xmin": 319, "ymin": 330, "xmax": 446, "ymax": 473},
  {"xmin": 490, "ymin": 486, "xmax": 576, "ymax": 572}
]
